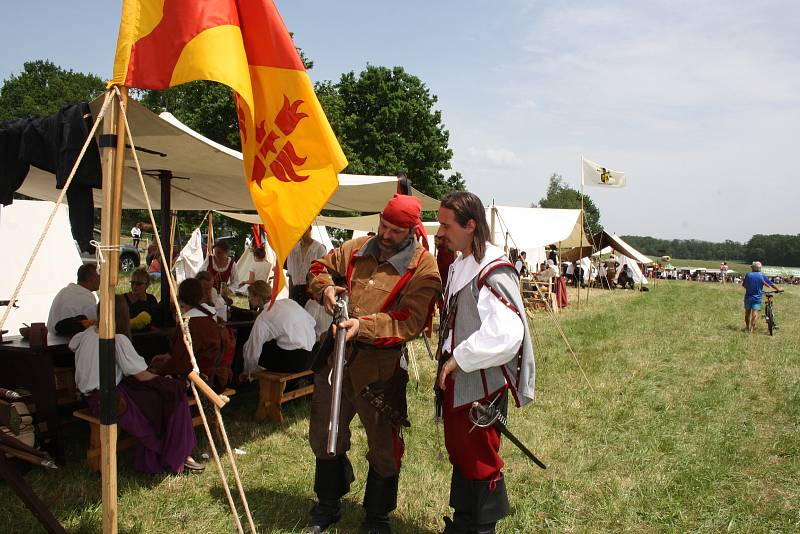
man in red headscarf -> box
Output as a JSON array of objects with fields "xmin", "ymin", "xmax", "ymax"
[{"xmin": 304, "ymin": 194, "xmax": 442, "ymax": 534}]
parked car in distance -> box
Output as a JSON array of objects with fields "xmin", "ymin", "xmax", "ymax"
[{"xmin": 79, "ymin": 230, "xmax": 141, "ymax": 273}]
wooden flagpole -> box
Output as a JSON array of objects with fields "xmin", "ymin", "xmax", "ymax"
[
  {"xmin": 98, "ymin": 86, "xmax": 128, "ymax": 534},
  {"xmin": 578, "ymin": 186, "xmax": 584, "ymax": 310}
]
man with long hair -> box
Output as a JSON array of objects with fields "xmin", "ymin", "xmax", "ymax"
[{"xmin": 435, "ymin": 191, "xmax": 536, "ymax": 534}]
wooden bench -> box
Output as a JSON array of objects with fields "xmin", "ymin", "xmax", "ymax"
[
  {"xmin": 254, "ymin": 369, "xmax": 314, "ymax": 423},
  {"xmin": 73, "ymin": 388, "xmax": 235, "ymax": 472}
]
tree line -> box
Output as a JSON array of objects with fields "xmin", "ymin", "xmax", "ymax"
[{"xmin": 620, "ymin": 234, "xmax": 800, "ymax": 267}]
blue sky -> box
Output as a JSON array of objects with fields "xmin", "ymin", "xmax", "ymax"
[{"xmin": 2, "ymin": 1, "xmax": 798, "ymax": 241}]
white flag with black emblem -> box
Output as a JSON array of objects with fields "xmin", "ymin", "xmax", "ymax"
[{"xmin": 582, "ymin": 157, "xmax": 626, "ymax": 188}]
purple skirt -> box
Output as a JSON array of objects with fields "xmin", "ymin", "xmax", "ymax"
[{"xmin": 87, "ymin": 381, "xmax": 196, "ymax": 474}]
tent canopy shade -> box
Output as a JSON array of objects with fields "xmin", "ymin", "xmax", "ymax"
[
  {"xmin": 489, "ymin": 205, "xmax": 587, "ymax": 251},
  {"xmin": 16, "ymin": 97, "xmax": 440, "ymax": 212}
]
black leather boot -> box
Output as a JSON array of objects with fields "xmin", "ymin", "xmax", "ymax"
[
  {"xmin": 472, "ymin": 473, "xmax": 510, "ymax": 534},
  {"xmin": 360, "ymin": 466, "xmax": 399, "ymax": 534},
  {"xmin": 442, "ymin": 467, "xmax": 473, "ymax": 534},
  {"xmin": 304, "ymin": 456, "xmax": 354, "ymax": 533},
  {"xmin": 442, "ymin": 469, "xmax": 510, "ymax": 534}
]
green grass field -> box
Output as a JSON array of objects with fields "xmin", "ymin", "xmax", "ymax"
[{"xmin": 2, "ymin": 281, "xmax": 798, "ymax": 533}]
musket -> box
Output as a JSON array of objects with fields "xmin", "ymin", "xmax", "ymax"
[
  {"xmin": 326, "ymin": 292, "xmax": 349, "ymax": 456},
  {"xmin": 469, "ymin": 400, "xmax": 547, "ymax": 470},
  {"xmin": 434, "ymin": 293, "xmax": 459, "ymax": 422},
  {"xmin": 421, "ymin": 333, "xmax": 435, "ymax": 361}
]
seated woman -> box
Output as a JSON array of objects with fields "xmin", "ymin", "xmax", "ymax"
[
  {"xmin": 152, "ymin": 278, "xmax": 234, "ymax": 391},
  {"xmin": 196, "ymin": 270, "xmax": 228, "ymax": 321},
  {"xmin": 125, "ymin": 267, "xmax": 162, "ymax": 330},
  {"xmin": 69, "ymin": 295, "xmax": 201, "ymax": 474},
  {"xmin": 240, "ymin": 246, "xmax": 273, "ymax": 289},
  {"xmin": 241, "ymin": 280, "xmax": 317, "ymax": 379}
]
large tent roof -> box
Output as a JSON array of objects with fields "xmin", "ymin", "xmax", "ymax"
[
  {"xmin": 489, "ymin": 205, "xmax": 587, "ymax": 250},
  {"xmin": 17, "ymin": 97, "xmax": 439, "ymax": 212}
]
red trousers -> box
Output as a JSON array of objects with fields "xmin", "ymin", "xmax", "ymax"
[{"xmin": 442, "ymin": 376, "xmax": 505, "ymax": 481}]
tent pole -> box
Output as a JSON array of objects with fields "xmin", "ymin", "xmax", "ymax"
[
  {"xmin": 159, "ymin": 171, "xmax": 173, "ymax": 325},
  {"xmin": 98, "ymin": 86, "xmax": 127, "ymax": 534},
  {"xmin": 578, "ymin": 200, "xmax": 583, "ymax": 311},
  {"xmin": 169, "ymin": 211, "xmax": 177, "ymax": 270},
  {"xmin": 207, "ymin": 212, "xmax": 215, "ymax": 256}
]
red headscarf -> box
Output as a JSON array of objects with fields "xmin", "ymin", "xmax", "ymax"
[{"xmin": 381, "ymin": 194, "xmax": 428, "ymax": 250}]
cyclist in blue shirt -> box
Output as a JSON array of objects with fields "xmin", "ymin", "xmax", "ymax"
[{"xmin": 742, "ymin": 261, "xmax": 782, "ymax": 333}]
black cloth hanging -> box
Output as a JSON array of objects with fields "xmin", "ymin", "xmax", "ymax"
[{"xmin": 0, "ymin": 102, "xmax": 102, "ymax": 252}]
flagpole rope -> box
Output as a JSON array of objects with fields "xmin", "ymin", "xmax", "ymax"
[
  {"xmin": 0, "ymin": 91, "xmax": 114, "ymax": 333},
  {"xmin": 112, "ymin": 87, "xmax": 254, "ymax": 533}
]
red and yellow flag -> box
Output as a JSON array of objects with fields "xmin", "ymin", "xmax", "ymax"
[{"xmin": 112, "ymin": 0, "xmax": 346, "ymax": 297}]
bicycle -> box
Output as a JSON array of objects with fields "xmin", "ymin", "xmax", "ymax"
[{"xmin": 764, "ymin": 291, "xmax": 782, "ymax": 336}]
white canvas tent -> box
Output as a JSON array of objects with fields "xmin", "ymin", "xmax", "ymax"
[
  {"xmin": 564, "ymin": 231, "xmax": 652, "ymax": 266},
  {"xmin": 488, "ymin": 205, "xmax": 586, "ymax": 266},
  {"xmin": 17, "ymin": 97, "xmax": 440, "ymax": 212},
  {"xmin": 616, "ymin": 254, "xmax": 648, "ymax": 285},
  {"xmin": 0, "ymin": 200, "xmax": 85, "ymax": 335},
  {"xmin": 604, "ymin": 233, "xmax": 652, "ymax": 265}
]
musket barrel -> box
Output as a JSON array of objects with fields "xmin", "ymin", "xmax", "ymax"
[{"xmin": 326, "ymin": 294, "xmax": 349, "ymax": 456}]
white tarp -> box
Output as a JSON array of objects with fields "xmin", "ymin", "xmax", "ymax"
[
  {"xmin": 489, "ymin": 205, "xmax": 585, "ymax": 250},
  {"xmin": 0, "ymin": 200, "xmax": 84, "ymax": 336},
  {"xmin": 174, "ymin": 228, "xmax": 204, "ymax": 283},
  {"xmin": 18, "ymin": 97, "xmax": 440, "ymax": 212}
]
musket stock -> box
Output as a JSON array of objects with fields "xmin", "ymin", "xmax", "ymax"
[{"xmin": 326, "ymin": 293, "xmax": 349, "ymax": 455}]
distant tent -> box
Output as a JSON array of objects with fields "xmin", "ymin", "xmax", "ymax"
[{"xmin": 562, "ymin": 231, "xmax": 652, "ymax": 265}]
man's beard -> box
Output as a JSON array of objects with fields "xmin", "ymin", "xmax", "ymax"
[{"xmin": 379, "ymin": 235, "xmax": 412, "ymax": 256}]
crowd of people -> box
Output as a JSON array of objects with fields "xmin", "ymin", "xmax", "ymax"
[
  {"xmin": 41, "ymin": 191, "xmax": 541, "ymax": 533},
  {"xmin": 46, "ymin": 231, "xmax": 331, "ymax": 477}
]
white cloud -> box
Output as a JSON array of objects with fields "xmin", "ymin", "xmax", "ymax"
[{"xmin": 465, "ymin": 146, "xmax": 523, "ymax": 167}]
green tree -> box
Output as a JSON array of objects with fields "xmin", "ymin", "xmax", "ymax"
[
  {"xmin": 0, "ymin": 60, "xmax": 104, "ymax": 121},
  {"xmin": 536, "ymin": 173, "xmax": 602, "ymax": 235},
  {"xmin": 316, "ymin": 65, "xmax": 463, "ymax": 200}
]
